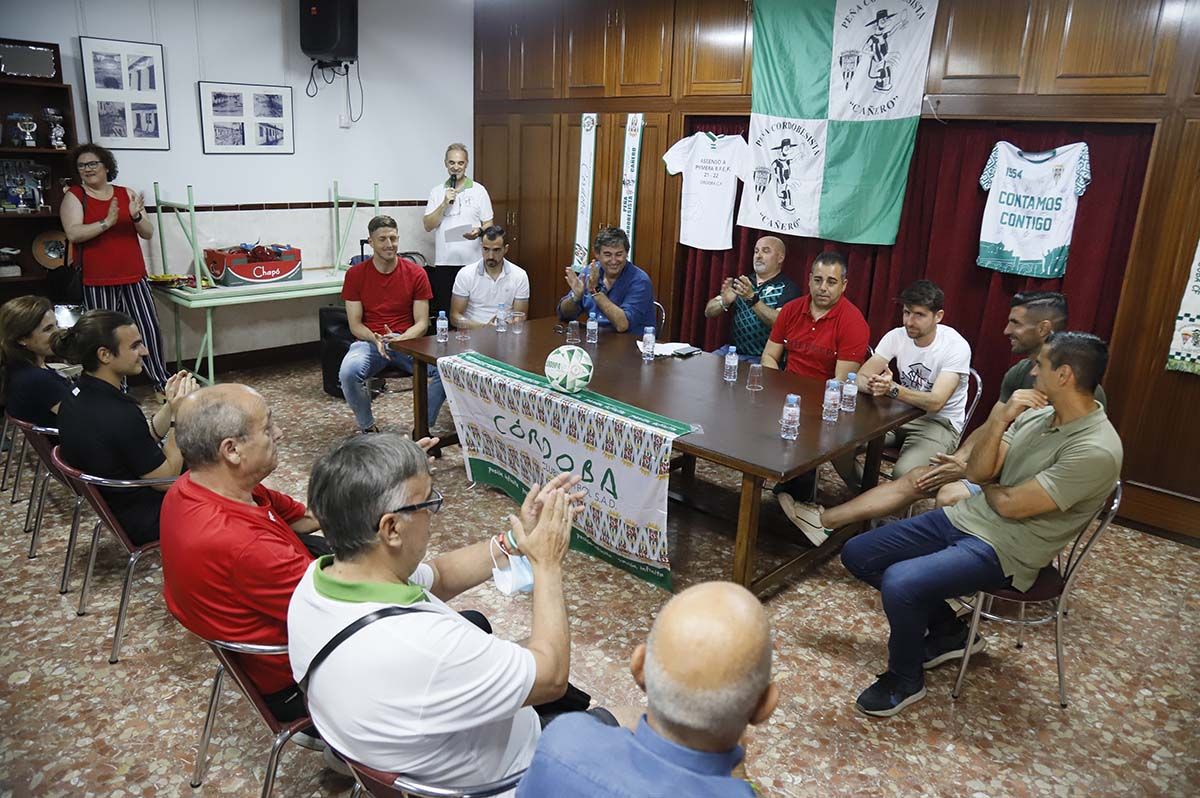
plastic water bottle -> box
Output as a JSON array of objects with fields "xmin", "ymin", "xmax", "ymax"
[
  {"xmin": 495, "ymin": 304, "xmax": 507, "ymax": 333},
  {"xmin": 723, "ymin": 347, "xmax": 738, "ymax": 383},
  {"xmin": 823, "ymin": 379, "xmax": 841, "ymax": 422},
  {"xmin": 780, "ymin": 394, "xmax": 800, "ymax": 441},
  {"xmin": 435, "ymin": 310, "xmax": 449, "ymax": 343},
  {"xmin": 641, "ymin": 326, "xmax": 656, "ymax": 362},
  {"xmin": 586, "ymin": 312, "xmax": 599, "ymax": 344},
  {"xmin": 841, "ymin": 372, "xmax": 858, "ymax": 412}
]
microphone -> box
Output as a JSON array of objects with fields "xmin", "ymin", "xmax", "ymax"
[{"xmin": 448, "ymin": 174, "xmax": 457, "ymax": 204}]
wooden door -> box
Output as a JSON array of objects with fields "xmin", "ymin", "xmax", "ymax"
[
  {"xmin": 598, "ymin": 112, "xmax": 671, "ymax": 295},
  {"xmin": 511, "ymin": 115, "xmax": 561, "ymax": 318},
  {"xmin": 475, "ymin": 0, "xmax": 514, "ymax": 101},
  {"xmin": 678, "ymin": 0, "xmax": 753, "ymax": 97},
  {"xmin": 925, "ymin": 0, "xmax": 1043, "ymax": 94},
  {"xmin": 556, "ymin": 113, "xmax": 615, "ymax": 270},
  {"xmin": 563, "ymin": 0, "xmax": 612, "ymax": 98},
  {"xmin": 514, "ymin": 0, "xmax": 562, "ymax": 99},
  {"xmin": 1036, "ymin": 0, "xmax": 1184, "ymax": 94},
  {"xmin": 612, "ymin": 0, "xmax": 675, "ymax": 97},
  {"xmin": 474, "ymin": 114, "xmax": 516, "ymax": 256}
]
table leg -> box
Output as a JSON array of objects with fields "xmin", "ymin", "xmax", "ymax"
[
  {"xmin": 412, "ymin": 362, "xmax": 430, "ymax": 441},
  {"xmin": 173, "ymin": 305, "xmax": 182, "ymax": 374},
  {"xmin": 204, "ymin": 309, "xmax": 215, "ymax": 385},
  {"xmin": 731, "ymin": 473, "xmax": 764, "ymax": 588},
  {"xmin": 860, "ymin": 435, "xmax": 885, "ymax": 491}
]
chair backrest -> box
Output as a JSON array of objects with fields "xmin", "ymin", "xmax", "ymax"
[
  {"xmin": 336, "ymin": 748, "xmax": 526, "ymax": 798},
  {"xmin": 205, "ymin": 639, "xmax": 302, "ymax": 737},
  {"xmin": 963, "ymin": 368, "xmax": 984, "ymax": 429},
  {"xmin": 49, "ymin": 445, "xmax": 176, "ymax": 553},
  {"xmin": 654, "ymin": 301, "xmax": 667, "ymax": 333},
  {"xmin": 1060, "ymin": 481, "xmax": 1122, "ymax": 595},
  {"xmin": 7, "ymin": 415, "xmax": 62, "ymax": 481}
]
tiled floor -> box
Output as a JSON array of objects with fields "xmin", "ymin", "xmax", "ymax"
[{"xmin": 1, "ymin": 361, "xmax": 1197, "ymax": 797}]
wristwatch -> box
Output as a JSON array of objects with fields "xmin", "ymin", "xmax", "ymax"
[
  {"xmin": 887, "ymin": 385, "xmax": 900, "ymax": 399},
  {"xmin": 716, "ymin": 295, "xmax": 729, "ymax": 312},
  {"xmin": 131, "ymin": 212, "xmax": 144, "ymax": 223},
  {"xmin": 747, "ymin": 293, "xmax": 761, "ymax": 307}
]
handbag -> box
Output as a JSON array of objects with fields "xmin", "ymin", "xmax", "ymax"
[{"xmin": 47, "ymin": 190, "xmax": 84, "ymax": 304}]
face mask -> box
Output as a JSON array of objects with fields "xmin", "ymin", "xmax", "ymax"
[{"xmin": 490, "ymin": 538, "xmax": 535, "ymax": 596}]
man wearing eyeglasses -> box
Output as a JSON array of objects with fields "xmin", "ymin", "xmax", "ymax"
[{"xmin": 289, "ymin": 433, "xmax": 602, "ymax": 789}]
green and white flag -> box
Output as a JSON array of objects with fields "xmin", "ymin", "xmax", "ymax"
[
  {"xmin": 738, "ymin": 0, "xmax": 938, "ymax": 244},
  {"xmin": 1167, "ymin": 234, "xmax": 1200, "ymax": 376},
  {"xmin": 618, "ymin": 113, "xmax": 644, "ymax": 259},
  {"xmin": 572, "ymin": 113, "xmax": 598, "ymax": 267},
  {"xmin": 439, "ymin": 351, "xmax": 692, "ymax": 589}
]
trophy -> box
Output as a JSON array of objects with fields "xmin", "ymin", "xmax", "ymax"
[
  {"xmin": 42, "ymin": 108, "xmax": 66, "ymax": 150},
  {"xmin": 15, "ymin": 115, "xmax": 37, "ymax": 148},
  {"xmin": 29, "ymin": 166, "xmax": 50, "ymax": 212}
]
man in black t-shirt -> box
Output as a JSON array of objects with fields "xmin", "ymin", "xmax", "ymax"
[
  {"xmin": 703, "ymin": 236, "xmax": 801, "ymax": 363},
  {"xmin": 57, "ymin": 311, "xmax": 196, "ymax": 544}
]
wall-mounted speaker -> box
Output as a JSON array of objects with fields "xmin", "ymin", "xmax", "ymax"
[{"xmin": 300, "ymin": 0, "xmax": 359, "ymax": 64}]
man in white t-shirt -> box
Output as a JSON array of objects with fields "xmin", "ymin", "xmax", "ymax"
[
  {"xmin": 450, "ymin": 226, "xmax": 531, "ymax": 329},
  {"xmin": 423, "ymin": 143, "xmax": 495, "ymax": 312},
  {"xmin": 857, "ymin": 279, "xmax": 972, "ymax": 478},
  {"xmin": 288, "ymin": 434, "xmax": 588, "ymax": 790}
]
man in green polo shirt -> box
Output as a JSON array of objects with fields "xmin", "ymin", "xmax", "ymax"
[{"xmin": 840, "ymin": 332, "xmax": 1121, "ymax": 717}]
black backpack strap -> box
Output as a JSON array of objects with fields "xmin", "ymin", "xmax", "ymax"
[{"xmin": 298, "ymin": 605, "xmax": 426, "ymax": 694}]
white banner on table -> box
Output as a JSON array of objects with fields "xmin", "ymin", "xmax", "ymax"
[
  {"xmin": 440, "ymin": 351, "xmax": 692, "ymax": 589},
  {"xmin": 1167, "ymin": 232, "xmax": 1200, "ymax": 376},
  {"xmin": 618, "ymin": 113, "xmax": 644, "ymax": 260},
  {"xmin": 572, "ymin": 113, "xmax": 598, "ymax": 267}
]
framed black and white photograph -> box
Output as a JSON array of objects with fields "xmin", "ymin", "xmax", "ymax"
[
  {"xmin": 198, "ymin": 81, "xmax": 294, "ymax": 155},
  {"xmin": 79, "ymin": 36, "xmax": 169, "ymax": 150}
]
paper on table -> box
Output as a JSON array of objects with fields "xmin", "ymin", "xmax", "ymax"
[
  {"xmin": 443, "ymin": 223, "xmax": 475, "ymax": 240},
  {"xmin": 636, "ymin": 341, "xmax": 694, "ymax": 357}
]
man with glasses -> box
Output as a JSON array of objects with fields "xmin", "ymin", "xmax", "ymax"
[{"xmin": 289, "ymin": 434, "xmax": 602, "ymax": 787}]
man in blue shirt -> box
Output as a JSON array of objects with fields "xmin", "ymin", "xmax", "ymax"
[
  {"xmin": 557, "ymin": 227, "xmax": 656, "ymax": 334},
  {"xmin": 516, "ymin": 582, "xmax": 778, "ymax": 797}
]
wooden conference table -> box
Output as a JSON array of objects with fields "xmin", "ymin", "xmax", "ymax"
[{"xmin": 395, "ymin": 318, "xmax": 922, "ymax": 595}]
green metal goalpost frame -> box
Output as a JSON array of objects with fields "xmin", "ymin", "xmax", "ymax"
[{"xmin": 333, "ymin": 180, "xmax": 381, "ymax": 269}]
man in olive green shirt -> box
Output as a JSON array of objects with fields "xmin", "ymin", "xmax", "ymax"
[{"xmin": 840, "ymin": 332, "xmax": 1121, "ymax": 718}]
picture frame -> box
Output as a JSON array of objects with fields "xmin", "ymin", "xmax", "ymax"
[
  {"xmin": 197, "ymin": 81, "xmax": 294, "ymax": 155},
  {"xmin": 78, "ymin": 36, "xmax": 169, "ymax": 150}
]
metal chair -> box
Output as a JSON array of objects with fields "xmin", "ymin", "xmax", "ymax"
[
  {"xmin": 192, "ymin": 640, "xmax": 315, "ymax": 798},
  {"xmin": 6, "ymin": 418, "xmax": 85, "ymax": 565},
  {"xmin": 338, "ymin": 746, "xmax": 525, "ymax": 798},
  {"xmin": 653, "ymin": 301, "xmax": 667, "ymax": 333},
  {"xmin": 49, "ymin": 445, "xmax": 176, "ymax": 663},
  {"xmin": 5, "ymin": 413, "xmax": 32, "ymax": 504},
  {"xmin": 878, "ymin": 368, "xmax": 984, "ymax": 488},
  {"xmin": 952, "ymin": 482, "xmax": 1123, "ymax": 708}
]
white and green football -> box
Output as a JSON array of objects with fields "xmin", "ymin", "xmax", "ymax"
[{"xmin": 544, "ymin": 345, "xmax": 594, "ymax": 394}]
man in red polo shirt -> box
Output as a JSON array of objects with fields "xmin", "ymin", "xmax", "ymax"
[
  {"xmin": 761, "ymin": 251, "xmax": 870, "ymax": 543},
  {"xmin": 339, "ymin": 215, "xmax": 446, "ymax": 434}
]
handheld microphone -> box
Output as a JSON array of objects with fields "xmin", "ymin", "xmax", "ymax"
[{"xmin": 448, "ymin": 174, "xmax": 457, "ymax": 204}]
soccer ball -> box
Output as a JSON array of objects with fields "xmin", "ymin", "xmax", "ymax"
[{"xmin": 544, "ymin": 345, "xmax": 594, "ymax": 394}]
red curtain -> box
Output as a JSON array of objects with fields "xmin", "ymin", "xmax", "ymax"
[{"xmin": 675, "ymin": 117, "xmax": 1153, "ymax": 431}]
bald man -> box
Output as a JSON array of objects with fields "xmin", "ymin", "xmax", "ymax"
[
  {"xmin": 517, "ymin": 582, "xmax": 778, "ymax": 797},
  {"xmin": 705, "ymin": 236, "xmax": 801, "ymax": 363}
]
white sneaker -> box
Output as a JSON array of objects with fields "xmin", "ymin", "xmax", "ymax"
[{"xmin": 778, "ymin": 494, "xmax": 829, "ymax": 546}]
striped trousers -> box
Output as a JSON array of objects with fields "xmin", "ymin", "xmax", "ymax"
[{"xmin": 83, "ymin": 279, "xmax": 171, "ymax": 390}]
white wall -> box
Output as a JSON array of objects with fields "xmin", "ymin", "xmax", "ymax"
[{"xmin": 1, "ymin": 0, "xmax": 474, "ymax": 356}]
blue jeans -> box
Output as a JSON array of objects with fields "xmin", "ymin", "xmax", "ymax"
[
  {"xmin": 338, "ymin": 340, "xmax": 446, "ymax": 431},
  {"xmin": 841, "ymin": 509, "xmax": 1010, "ymax": 683},
  {"xmin": 712, "ymin": 344, "xmax": 762, "ymax": 364}
]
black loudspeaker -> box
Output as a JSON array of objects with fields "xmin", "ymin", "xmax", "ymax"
[
  {"xmin": 319, "ymin": 304, "xmax": 354, "ymax": 399},
  {"xmin": 300, "ymin": 0, "xmax": 359, "ymax": 63}
]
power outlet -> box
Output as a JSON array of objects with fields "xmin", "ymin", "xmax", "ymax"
[{"xmin": 338, "ymin": 114, "xmax": 351, "ymax": 129}]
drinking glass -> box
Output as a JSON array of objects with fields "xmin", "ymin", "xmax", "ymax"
[
  {"xmin": 746, "ymin": 363, "xmax": 764, "ymax": 391},
  {"xmin": 455, "ymin": 325, "xmax": 470, "ymax": 342},
  {"xmin": 566, "ymin": 320, "xmax": 581, "ymax": 343},
  {"xmin": 509, "ymin": 311, "xmax": 527, "ymax": 334}
]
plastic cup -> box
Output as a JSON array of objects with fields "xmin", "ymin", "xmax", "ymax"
[
  {"xmin": 566, "ymin": 320, "xmax": 581, "ymax": 344},
  {"xmin": 455, "ymin": 325, "xmax": 470, "ymax": 342},
  {"xmin": 746, "ymin": 363, "xmax": 763, "ymax": 391},
  {"xmin": 509, "ymin": 311, "xmax": 527, "ymax": 334}
]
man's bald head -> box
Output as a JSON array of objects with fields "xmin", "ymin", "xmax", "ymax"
[
  {"xmin": 640, "ymin": 582, "xmax": 775, "ymax": 746},
  {"xmin": 175, "ymin": 383, "xmax": 265, "ymax": 468}
]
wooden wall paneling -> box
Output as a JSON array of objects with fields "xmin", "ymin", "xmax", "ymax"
[
  {"xmin": 677, "ymin": 0, "xmax": 753, "ymax": 97},
  {"xmin": 514, "ymin": 0, "xmax": 563, "ymax": 99},
  {"xmin": 613, "ymin": 0, "xmax": 676, "ymax": 97},
  {"xmin": 475, "ymin": 0, "xmax": 514, "ymax": 101},
  {"xmin": 513, "ymin": 114, "xmax": 562, "ymax": 318},
  {"xmin": 563, "ymin": 0, "xmax": 612, "ymax": 98},
  {"xmin": 474, "ymin": 114, "xmax": 517, "ymax": 256},
  {"xmin": 658, "ymin": 110, "xmax": 687, "ymax": 336},
  {"xmin": 925, "ymin": 0, "xmax": 1044, "ymax": 94},
  {"xmin": 1037, "ymin": 0, "xmax": 1184, "ymax": 95},
  {"xmin": 601, "ymin": 112, "xmax": 671, "ymax": 292}
]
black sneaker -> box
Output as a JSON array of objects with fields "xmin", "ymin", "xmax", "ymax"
[
  {"xmin": 923, "ymin": 631, "xmax": 987, "ymax": 670},
  {"xmin": 855, "ymin": 671, "xmax": 926, "ymax": 717}
]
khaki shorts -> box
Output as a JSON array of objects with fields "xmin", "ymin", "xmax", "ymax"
[{"xmin": 886, "ymin": 415, "xmax": 961, "ymax": 477}]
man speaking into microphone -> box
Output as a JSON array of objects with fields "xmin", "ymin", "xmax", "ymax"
[{"xmin": 423, "ymin": 143, "xmax": 494, "ymax": 316}]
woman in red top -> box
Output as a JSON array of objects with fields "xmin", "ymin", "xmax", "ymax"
[{"xmin": 60, "ymin": 144, "xmax": 169, "ymax": 391}]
